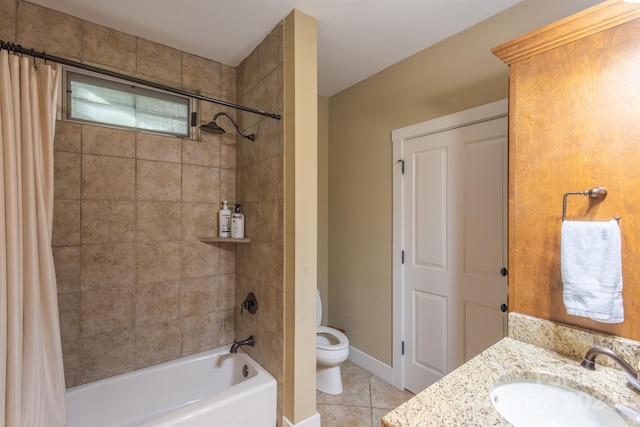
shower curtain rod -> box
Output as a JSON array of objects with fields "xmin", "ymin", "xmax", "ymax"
[{"xmin": 0, "ymin": 40, "xmax": 281, "ymax": 120}]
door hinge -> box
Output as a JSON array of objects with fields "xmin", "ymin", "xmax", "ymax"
[
  {"xmin": 190, "ymin": 112, "xmax": 197, "ymax": 127},
  {"xmin": 402, "ymin": 341, "xmax": 405, "ymax": 355},
  {"xmin": 401, "ymin": 250, "xmax": 405, "ymax": 264},
  {"xmin": 396, "ymin": 159, "xmax": 405, "ymax": 174}
]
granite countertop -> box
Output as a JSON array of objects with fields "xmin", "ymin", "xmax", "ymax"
[{"xmin": 382, "ymin": 336, "xmax": 640, "ymax": 426}]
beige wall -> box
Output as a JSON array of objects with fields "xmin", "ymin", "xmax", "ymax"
[
  {"xmin": 317, "ymin": 96, "xmax": 329, "ymax": 323},
  {"xmin": 283, "ymin": 10, "xmax": 318, "ymax": 424},
  {"xmin": 327, "ymin": 0, "xmax": 603, "ymax": 365}
]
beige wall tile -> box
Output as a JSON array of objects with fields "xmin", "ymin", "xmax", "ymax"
[
  {"xmin": 53, "ymin": 246, "xmax": 81, "ymax": 294},
  {"xmin": 221, "ymin": 64, "xmax": 236, "ymax": 103},
  {"xmin": 181, "ymin": 202, "xmax": 216, "ymax": 240},
  {"xmin": 79, "ymin": 330, "xmax": 133, "ymax": 384},
  {"xmin": 183, "ymin": 138, "xmax": 220, "ymax": 167},
  {"xmin": 259, "ymin": 22, "xmax": 282, "ymax": 80},
  {"xmin": 182, "ymin": 52, "xmax": 221, "ymax": 97},
  {"xmin": 239, "ymin": 84, "xmax": 261, "ymax": 131},
  {"xmin": 136, "ymin": 201, "xmax": 181, "ymax": 242},
  {"xmin": 82, "ymin": 21, "xmax": 136, "ymax": 73},
  {"xmin": 220, "ymin": 168, "xmax": 236, "ymax": 205},
  {"xmin": 136, "ymin": 132, "xmax": 182, "ymax": 163},
  {"xmin": 16, "ymin": 2, "xmax": 81, "ymax": 58},
  {"xmin": 136, "ymin": 242, "xmax": 182, "ymax": 284},
  {"xmin": 181, "ymin": 312, "xmax": 219, "ymax": 356},
  {"xmin": 219, "ymin": 274, "xmax": 235, "ymax": 310},
  {"xmin": 254, "ymin": 326, "xmax": 281, "ymax": 384},
  {"xmin": 137, "ymin": 160, "xmax": 181, "ymax": 201},
  {"xmin": 81, "ymin": 244, "xmax": 135, "ymax": 291},
  {"xmin": 219, "ymin": 244, "xmax": 235, "ymax": 275},
  {"xmin": 218, "ymin": 308, "xmax": 235, "ymax": 345},
  {"xmin": 80, "ymin": 287, "xmax": 134, "ymax": 337},
  {"xmin": 57, "ymin": 292, "xmax": 80, "ymax": 343},
  {"xmin": 0, "ymin": 0, "xmax": 15, "ymax": 41},
  {"xmin": 238, "ymin": 48, "xmax": 259, "ymax": 95},
  {"xmin": 52, "ymin": 199, "xmax": 80, "ymax": 246},
  {"xmin": 81, "ymin": 200, "xmax": 135, "ymax": 244},
  {"xmin": 82, "ymin": 125, "xmax": 135, "ymax": 158},
  {"xmin": 182, "ymin": 164, "xmax": 219, "ymax": 204},
  {"xmin": 181, "ymin": 276, "xmax": 219, "ymax": 318},
  {"xmin": 54, "ymin": 151, "xmax": 81, "ymax": 200},
  {"xmin": 257, "ymin": 116, "xmax": 281, "ymax": 161},
  {"xmin": 220, "ymin": 135, "xmax": 236, "ymax": 169},
  {"xmin": 61, "ymin": 339, "xmax": 79, "ymax": 387},
  {"xmin": 135, "ymin": 281, "xmax": 180, "ymax": 326},
  {"xmin": 181, "ymin": 241, "xmax": 219, "ymax": 279},
  {"xmin": 237, "ymin": 164, "xmax": 258, "ymax": 204},
  {"xmin": 257, "ymin": 285, "xmax": 282, "ymax": 334},
  {"xmin": 258, "ymin": 157, "xmax": 279, "ymax": 201},
  {"xmin": 258, "ymin": 200, "xmax": 281, "ymax": 244},
  {"xmin": 136, "ymin": 38, "xmax": 181, "ymax": 85},
  {"xmin": 134, "ymin": 321, "xmax": 181, "ymax": 369},
  {"xmin": 54, "ymin": 121, "xmax": 82, "ymax": 153},
  {"xmin": 258, "ymin": 68, "xmax": 281, "ymax": 120},
  {"xmin": 82, "ymin": 154, "xmax": 135, "ymax": 200}
]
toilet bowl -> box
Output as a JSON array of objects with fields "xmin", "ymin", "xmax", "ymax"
[{"xmin": 316, "ymin": 290, "xmax": 350, "ymax": 395}]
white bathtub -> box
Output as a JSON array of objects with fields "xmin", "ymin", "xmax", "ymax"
[{"xmin": 66, "ymin": 345, "xmax": 277, "ymax": 427}]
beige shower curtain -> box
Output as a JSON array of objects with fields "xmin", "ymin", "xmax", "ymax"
[{"xmin": 0, "ymin": 50, "xmax": 67, "ymax": 426}]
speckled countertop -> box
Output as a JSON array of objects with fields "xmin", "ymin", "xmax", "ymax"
[{"xmin": 382, "ymin": 313, "xmax": 640, "ymax": 426}]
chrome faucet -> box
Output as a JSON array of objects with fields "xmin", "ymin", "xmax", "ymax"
[
  {"xmin": 230, "ymin": 335, "xmax": 255, "ymax": 353},
  {"xmin": 580, "ymin": 346, "xmax": 637, "ymax": 379}
]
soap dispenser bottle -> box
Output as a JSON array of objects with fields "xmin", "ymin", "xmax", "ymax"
[
  {"xmin": 218, "ymin": 201, "xmax": 231, "ymax": 238},
  {"xmin": 231, "ymin": 204, "xmax": 245, "ymax": 239}
]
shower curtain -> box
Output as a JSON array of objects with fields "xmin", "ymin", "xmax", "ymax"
[{"xmin": 0, "ymin": 50, "xmax": 67, "ymax": 426}]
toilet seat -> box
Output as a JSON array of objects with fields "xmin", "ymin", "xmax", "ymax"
[{"xmin": 316, "ymin": 326, "xmax": 349, "ymax": 351}]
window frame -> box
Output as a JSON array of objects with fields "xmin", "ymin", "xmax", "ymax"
[{"xmin": 61, "ymin": 66, "xmax": 194, "ymax": 138}]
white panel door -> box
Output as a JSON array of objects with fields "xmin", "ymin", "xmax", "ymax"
[{"xmin": 401, "ymin": 115, "xmax": 507, "ymax": 394}]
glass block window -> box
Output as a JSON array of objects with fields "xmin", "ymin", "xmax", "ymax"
[{"xmin": 65, "ymin": 70, "xmax": 190, "ymax": 137}]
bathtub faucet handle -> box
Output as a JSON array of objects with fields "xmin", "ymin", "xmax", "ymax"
[{"xmin": 240, "ymin": 292, "xmax": 258, "ymax": 315}]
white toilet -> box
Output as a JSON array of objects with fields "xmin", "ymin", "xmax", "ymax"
[{"xmin": 316, "ymin": 290, "xmax": 350, "ymax": 395}]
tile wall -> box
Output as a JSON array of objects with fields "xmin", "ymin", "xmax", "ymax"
[
  {"xmin": 2, "ymin": 1, "xmax": 249, "ymax": 387},
  {"xmin": 235, "ymin": 22, "xmax": 285, "ymax": 420}
]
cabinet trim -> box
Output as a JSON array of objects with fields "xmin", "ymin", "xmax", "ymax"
[{"xmin": 492, "ymin": 0, "xmax": 640, "ymax": 65}]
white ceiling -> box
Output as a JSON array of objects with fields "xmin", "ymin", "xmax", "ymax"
[{"xmin": 28, "ymin": 0, "xmax": 525, "ymax": 96}]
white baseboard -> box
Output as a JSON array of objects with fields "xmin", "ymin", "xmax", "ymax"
[
  {"xmin": 283, "ymin": 412, "xmax": 321, "ymax": 427},
  {"xmin": 348, "ymin": 345, "xmax": 397, "ymax": 388}
]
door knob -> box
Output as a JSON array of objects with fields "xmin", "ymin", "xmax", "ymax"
[
  {"xmin": 500, "ymin": 303, "xmax": 508, "ymax": 313},
  {"xmin": 500, "ymin": 268, "xmax": 508, "ymax": 277}
]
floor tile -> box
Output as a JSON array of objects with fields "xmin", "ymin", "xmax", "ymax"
[
  {"xmin": 317, "ymin": 404, "xmax": 372, "ymax": 427},
  {"xmin": 316, "ymin": 362, "xmax": 414, "ymax": 427},
  {"xmin": 370, "ymin": 375, "xmax": 414, "ymax": 409}
]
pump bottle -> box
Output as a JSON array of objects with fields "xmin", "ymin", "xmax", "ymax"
[
  {"xmin": 231, "ymin": 204, "xmax": 245, "ymax": 239},
  {"xmin": 218, "ymin": 201, "xmax": 231, "ymax": 238}
]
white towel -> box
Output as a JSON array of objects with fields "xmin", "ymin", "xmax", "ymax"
[{"xmin": 561, "ymin": 219, "xmax": 623, "ymax": 323}]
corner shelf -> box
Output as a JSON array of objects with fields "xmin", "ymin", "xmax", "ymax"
[{"xmin": 199, "ymin": 237, "xmax": 251, "ymax": 244}]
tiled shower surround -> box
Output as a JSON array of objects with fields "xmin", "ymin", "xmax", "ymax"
[{"xmin": 1, "ymin": 0, "xmax": 285, "ymax": 407}]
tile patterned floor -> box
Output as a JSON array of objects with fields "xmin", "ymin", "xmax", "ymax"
[{"xmin": 317, "ymin": 361, "xmax": 414, "ymax": 427}]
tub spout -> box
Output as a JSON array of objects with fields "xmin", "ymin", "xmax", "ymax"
[
  {"xmin": 230, "ymin": 335, "xmax": 255, "ymax": 353},
  {"xmin": 580, "ymin": 346, "xmax": 637, "ymax": 379}
]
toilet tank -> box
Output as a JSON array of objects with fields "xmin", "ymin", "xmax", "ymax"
[{"xmin": 316, "ymin": 290, "xmax": 322, "ymax": 327}]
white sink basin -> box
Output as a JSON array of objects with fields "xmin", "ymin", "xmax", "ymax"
[{"xmin": 490, "ymin": 379, "xmax": 628, "ymax": 427}]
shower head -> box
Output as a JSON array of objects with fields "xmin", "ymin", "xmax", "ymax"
[
  {"xmin": 199, "ymin": 120, "xmax": 225, "ymax": 134},
  {"xmin": 200, "ymin": 112, "xmax": 256, "ymax": 141}
]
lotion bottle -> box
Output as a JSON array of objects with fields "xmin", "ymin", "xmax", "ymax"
[
  {"xmin": 231, "ymin": 204, "xmax": 245, "ymax": 239},
  {"xmin": 218, "ymin": 201, "xmax": 231, "ymax": 238}
]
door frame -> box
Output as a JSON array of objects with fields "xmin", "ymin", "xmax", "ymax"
[{"xmin": 390, "ymin": 99, "xmax": 508, "ymax": 389}]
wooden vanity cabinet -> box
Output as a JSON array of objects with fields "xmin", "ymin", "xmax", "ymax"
[{"xmin": 492, "ymin": 0, "xmax": 640, "ymax": 339}]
